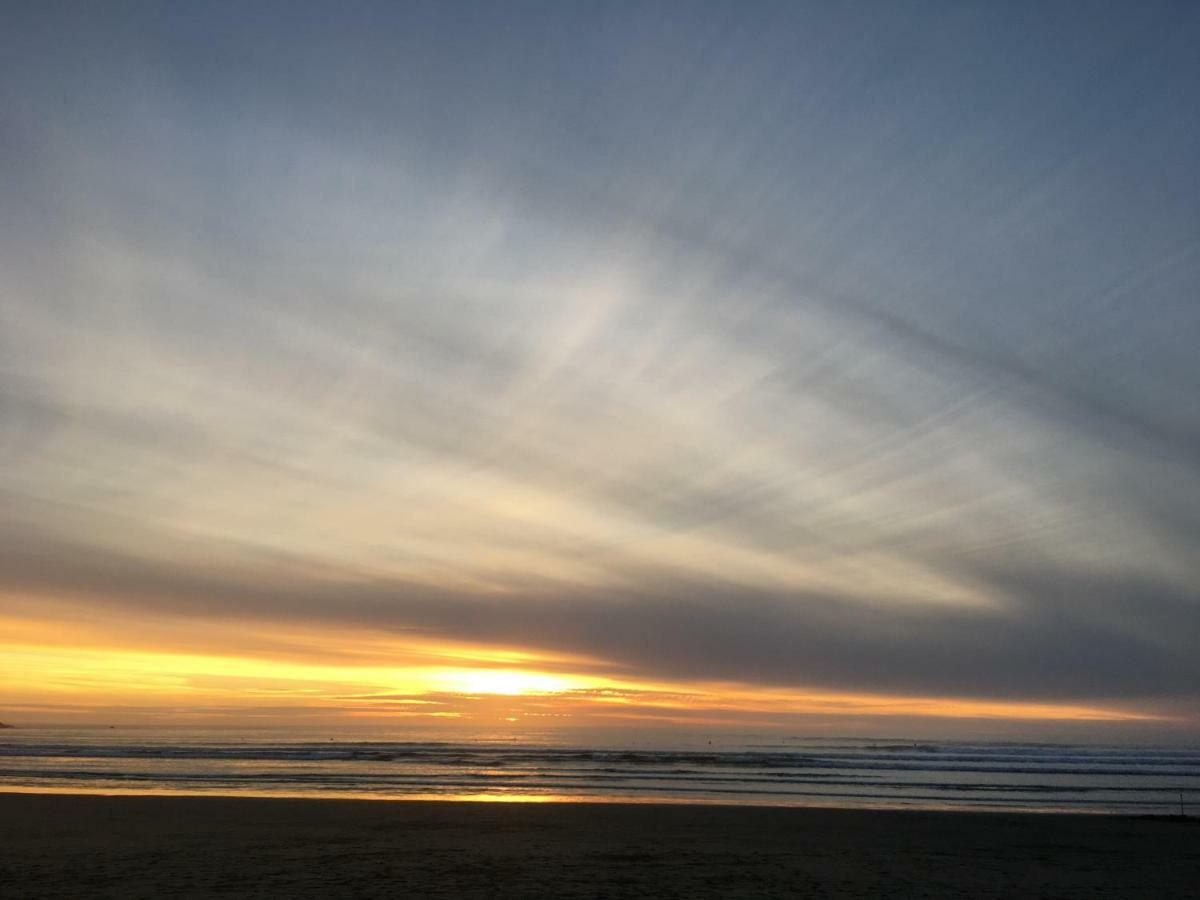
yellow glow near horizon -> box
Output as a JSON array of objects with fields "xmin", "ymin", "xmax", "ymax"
[
  {"xmin": 429, "ymin": 668, "xmax": 598, "ymax": 696},
  {"xmin": 0, "ymin": 623, "xmax": 1169, "ymax": 729}
]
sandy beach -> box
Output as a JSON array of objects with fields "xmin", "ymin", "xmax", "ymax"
[{"xmin": 1, "ymin": 793, "xmax": 1196, "ymax": 898}]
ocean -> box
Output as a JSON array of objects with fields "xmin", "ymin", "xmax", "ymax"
[{"xmin": 1, "ymin": 728, "xmax": 1196, "ymax": 814}]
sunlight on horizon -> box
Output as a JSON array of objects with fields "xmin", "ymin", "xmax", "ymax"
[{"xmin": 0, "ymin": 627, "xmax": 1164, "ymax": 731}]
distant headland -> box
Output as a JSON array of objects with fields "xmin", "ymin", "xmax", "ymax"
[{"xmin": 0, "ymin": 721, "xmax": 14, "ymax": 729}]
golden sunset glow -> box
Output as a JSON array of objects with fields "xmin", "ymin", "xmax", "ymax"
[
  {"xmin": 0, "ymin": 613, "xmax": 1161, "ymax": 730},
  {"xmin": 428, "ymin": 668, "xmax": 599, "ymax": 697}
]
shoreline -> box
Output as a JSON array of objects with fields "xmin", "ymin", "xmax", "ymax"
[
  {"xmin": 3, "ymin": 792, "xmax": 1196, "ymax": 898},
  {"xmin": 0, "ymin": 785, "xmax": 1185, "ymax": 816}
]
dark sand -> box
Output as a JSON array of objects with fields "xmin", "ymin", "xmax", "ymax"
[{"xmin": 1, "ymin": 793, "xmax": 1197, "ymax": 898}]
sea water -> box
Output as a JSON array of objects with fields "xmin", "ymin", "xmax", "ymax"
[{"xmin": 1, "ymin": 728, "xmax": 1196, "ymax": 814}]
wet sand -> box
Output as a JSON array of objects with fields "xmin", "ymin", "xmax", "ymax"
[{"xmin": 1, "ymin": 793, "xmax": 1196, "ymax": 898}]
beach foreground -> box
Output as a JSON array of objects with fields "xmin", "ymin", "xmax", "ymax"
[{"xmin": 1, "ymin": 794, "xmax": 1196, "ymax": 899}]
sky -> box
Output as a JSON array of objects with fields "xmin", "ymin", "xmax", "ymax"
[{"xmin": 1, "ymin": 1, "xmax": 1198, "ymax": 741}]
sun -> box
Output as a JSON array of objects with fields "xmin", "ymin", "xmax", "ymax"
[{"xmin": 434, "ymin": 668, "xmax": 588, "ymax": 696}]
